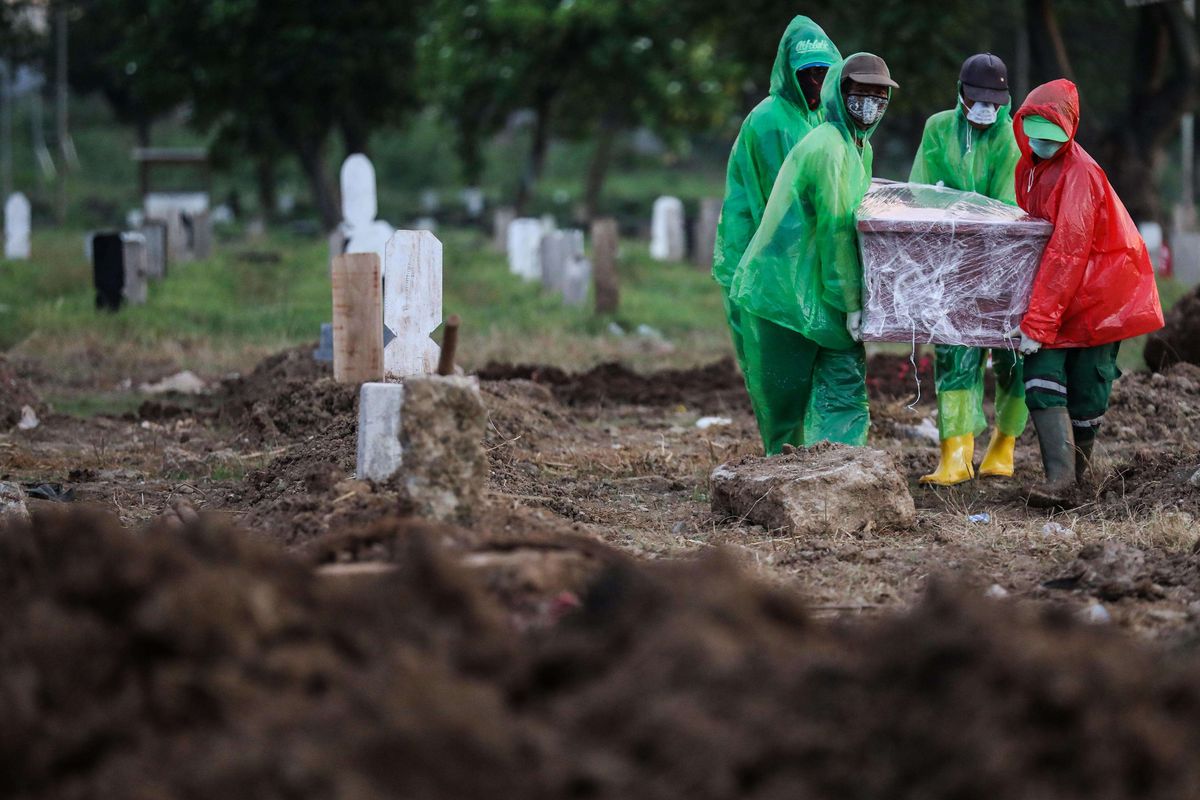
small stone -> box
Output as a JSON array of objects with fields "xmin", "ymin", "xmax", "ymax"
[
  {"xmin": 985, "ymin": 584, "xmax": 1009, "ymax": 599},
  {"xmin": 1080, "ymin": 603, "xmax": 1112, "ymax": 624},
  {"xmin": 16, "ymin": 405, "xmax": 38, "ymax": 430},
  {"xmin": 1188, "ymin": 466, "xmax": 1200, "ymax": 489},
  {"xmin": 0, "ymin": 482, "xmax": 30, "ymax": 527}
]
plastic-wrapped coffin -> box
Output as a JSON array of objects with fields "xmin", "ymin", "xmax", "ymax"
[{"xmin": 857, "ymin": 183, "xmax": 1052, "ymax": 348}]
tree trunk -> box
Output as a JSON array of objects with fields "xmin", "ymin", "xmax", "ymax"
[
  {"xmin": 1025, "ymin": 0, "xmax": 1075, "ymax": 86},
  {"xmin": 1096, "ymin": 3, "xmax": 1200, "ymax": 226},
  {"xmin": 515, "ymin": 90, "xmax": 554, "ymax": 214},
  {"xmin": 583, "ymin": 113, "xmax": 620, "ymax": 222},
  {"xmin": 296, "ymin": 135, "xmax": 340, "ymax": 231},
  {"xmin": 341, "ymin": 120, "xmax": 369, "ymax": 157},
  {"xmin": 255, "ymin": 154, "xmax": 278, "ymax": 222}
]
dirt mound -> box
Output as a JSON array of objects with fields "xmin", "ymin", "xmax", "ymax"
[
  {"xmin": 217, "ymin": 345, "xmax": 352, "ymax": 441},
  {"xmin": 478, "ymin": 358, "xmax": 750, "ymax": 411},
  {"xmin": 0, "ymin": 355, "xmax": 40, "ymax": 428},
  {"xmin": 10, "ymin": 510, "xmax": 1200, "ymax": 799},
  {"xmin": 866, "ymin": 351, "xmax": 934, "ymax": 404},
  {"xmin": 1107, "ymin": 363, "xmax": 1200, "ymax": 444},
  {"xmin": 1144, "ymin": 286, "xmax": 1200, "ymax": 371}
]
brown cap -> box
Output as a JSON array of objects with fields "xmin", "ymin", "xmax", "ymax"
[{"xmin": 842, "ymin": 53, "xmax": 899, "ymax": 89}]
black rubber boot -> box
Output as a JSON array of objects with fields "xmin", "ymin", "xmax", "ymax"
[
  {"xmin": 1074, "ymin": 436, "xmax": 1095, "ymax": 483},
  {"xmin": 1028, "ymin": 407, "xmax": 1077, "ymax": 508}
]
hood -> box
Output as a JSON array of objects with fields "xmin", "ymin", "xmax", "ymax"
[
  {"xmin": 1013, "ymin": 78, "xmax": 1079, "ymax": 160},
  {"xmin": 822, "ymin": 52, "xmax": 891, "ymax": 142},
  {"xmin": 769, "ymin": 16, "xmax": 841, "ymax": 110}
]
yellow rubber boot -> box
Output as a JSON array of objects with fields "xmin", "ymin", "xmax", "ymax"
[
  {"xmin": 979, "ymin": 430, "xmax": 1017, "ymax": 478},
  {"xmin": 920, "ymin": 434, "xmax": 975, "ymax": 486}
]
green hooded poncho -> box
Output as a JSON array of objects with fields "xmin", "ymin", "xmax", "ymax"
[
  {"xmin": 711, "ymin": 16, "xmax": 841, "ymax": 292},
  {"xmin": 909, "ymin": 88, "xmax": 1020, "ymax": 202},
  {"xmin": 729, "ymin": 52, "xmax": 887, "ymax": 351}
]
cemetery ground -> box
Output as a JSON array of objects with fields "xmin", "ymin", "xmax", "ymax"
[{"xmin": 8, "ymin": 227, "xmax": 1200, "ymax": 795}]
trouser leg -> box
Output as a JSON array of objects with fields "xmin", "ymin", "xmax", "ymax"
[
  {"xmin": 933, "ymin": 344, "xmax": 986, "ymax": 440},
  {"xmin": 742, "ymin": 314, "xmax": 819, "ymax": 455},
  {"xmin": 804, "ymin": 342, "xmax": 870, "ymax": 446},
  {"xmin": 991, "ymin": 347, "xmax": 1030, "ymax": 437},
  {"xmin": 1064, "ymin": 342, "xmax": 1122, "ymax": 476}
]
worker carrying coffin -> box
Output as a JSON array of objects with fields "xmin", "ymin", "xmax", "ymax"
[
  {"xmin": 908, "ymin": 53, "xmax": 1028, "ymax": 486},
  {"xmin": 712, "ymin": 16, "xmax": 841, "ymax": 438},
  {"xmin": 730, "ymin": 53, "xmax": 897, "ymax": 454},
  {"xmin": 1010, "ymin": 79, "xmax": 1164, "ymax": 507}
]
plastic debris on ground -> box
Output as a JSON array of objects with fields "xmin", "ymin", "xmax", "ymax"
[
  {"xmin": 968, "ymin": 512, "xmax": 991, "ymax": 524},
  {"xmin": 139, "ymin": 370, "xmax": 207, "ymax": 395},
  {"xmin": 1041, "ymin": 521, "xmax": 1074, "ymax": 538},
  {"xmin": 901, "ymin": 418, "xmax": 940, "ymax": 443},
  {"xmin": 984, "ymin": 584, "xmax": 1009, "ymax": 599},
  {"xmin": 1080, "ymin": 603, "xmax": 1112, "ymax": 625},
  {"xmin": 695, "ymin": 416, "xmax": 733, "ymax": 429},
  {"xmin": 857, "ymin": 183, "xmax": 1052, "ymax": 347},
  {"xmin": 16, "ymin": 405, "xmax": 38, "ymax": 430}
]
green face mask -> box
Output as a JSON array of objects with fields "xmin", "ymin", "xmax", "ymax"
[{"xmin": 1029, "ymin": 138, "xmax": 1063, "ymax": 160}]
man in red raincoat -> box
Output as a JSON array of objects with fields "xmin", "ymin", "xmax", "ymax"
[{"xmin": 1009, "ymin": 79, "xmax": 1164, "ymax": 506}]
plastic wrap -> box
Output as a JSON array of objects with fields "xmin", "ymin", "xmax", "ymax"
[{"xmin": 856, "ymin": 182, "xmax": 1052, "ymax": 347}]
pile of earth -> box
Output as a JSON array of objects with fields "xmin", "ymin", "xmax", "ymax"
[
  {"xmin": 215, "ymin": 344, "xmax": 354, "ymax": 442},
  {"xmin": 0, "ymin": 355, "xmax": 40, "ymax": 429},
  {"xmin": 865, "ymin": 351, "xmax": 935, "ymax": 404},
  {"xmin": 1106, "ymin": 362, "xmax": 1200, "ymax": 444},
  {"xmin": 7, "ymin": 508, "xmax": 1200, "ymax": 799},
  {"xmin": 1144, "ymin": 285, "xmax": 1200, "ymax": 371}
]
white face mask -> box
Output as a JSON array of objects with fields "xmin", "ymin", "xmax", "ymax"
[
  {"xmin": 846, "ymin": 94, "xmax": 887, "ymax": 126},
  {"xmin": 963, "ymin": 97, "xmax": 998, "ymax": 126}
]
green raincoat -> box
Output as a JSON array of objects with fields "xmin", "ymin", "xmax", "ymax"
[
  {"xmin": 908, "ymin": 93, "xmax": 1028, "ymax": 441},
  {"xmin": 713, "ymin": 16, "xmax": 841, "ymax": 366},
  {"xmin": 728, "ymin": 53, "xmax": 887, "ymax": 453}
]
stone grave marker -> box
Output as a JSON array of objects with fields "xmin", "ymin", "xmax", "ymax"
[
  {"xmin": 507, "ymin": 218, "xmax": 543, "ymax": 281},
  {"xmin": 140, "ymin": 220, "xmax": 169, "ymax": 279},
  {"xmin": 92, "ymin": 232, "xmax": 125, "ymax": 311},
  {"xmin": 461, "ymin": 187, "xmax": 485, "ymax": 219},
  {"xmin": 190, "ymin": 210, "xmax": 213, "ymax": 259},
  {"xmin": 1173, "ymin": 231, "xmax": 1200, "ymax": 287},
  {"xmin": 121, "ymin": 232, "xmax": 149, "ymax": 305},
  {"xmin": 4, "ymin": 192, "xmax": 30, "ymax": 259},
  {"xmin": 493, "ymin": 207, "xmax": 516, "ymax": 252},
  {"xmin": 383, "ymin": 230, "xmax": 442, "ymax": 378},
  {"xmin": 650, "ymin": 195, "xmax": 685, "ymax": 261},
  {"xmin": 340, "ymin": 154, "xmax": 394, "ymax": 266},
  {"xmin": 692, "ymin": 197, "xmax": 721, "ymax": 270},
  {"xmin": 313, "ymin": 323, "xmax": 334, "ymax": 362},
  {"xmin": 591, "ymin": 218, "xmax": 620, "ymax": 314},
  {"xmin": 331, "ymin": 253, "xmax": 384, "ymax": 384},
  {"xmin": 540, "ymin": 229, "xmax": 590, "ymax": 306}
]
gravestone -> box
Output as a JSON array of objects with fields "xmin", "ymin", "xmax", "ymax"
[
  {"xmin": 540, "ymin": 214, "xmax": 557, "ymax": 235},
  {"xmin": 507, "ymin": 217, "xmax": 543, "ymax": 281},
  {"xmin": 420, "ymin": 189, "xmax": 441, "ymax": 214},
  {"xmin": 591, "ymin": 218, "xmax": 620, "ymax": 314},
  {"xmin": 145, "ymin": 192, "xmax": 208, "ymax": 262},
  {"xmin": 650, "ymin": 195, "xmax": 686, "ymax": 261},
  {"xmin": 1173, "ymin": 231, "xmax": 1200, "ymax": 287},
  {"xmin": 461, "ymin": 187, "xmax": 485, "ymax": 219},
  {"xmin": 121, "ymin": 232, "xmax": 149, "ymax": 305},
  {"xmin": 4, "ymin": 192, "xmax": 30, "ymax": 260},
  {"xmin": 340, "ymin": 154, "xmax": 394, "ymax": 266},
  {"xmin": 140, "ymin": 220, "xmax": 169, "ymax": 279},
  {"xmin": 493, "ymin": 207, "xmax": 516, "ymax": 252},
  {"xmin": 692, "ymin": 197, "xmax": 721, "ymax": 270},
  {"xmin": 383, "ymin": 230, "xmax": 442, "ymax": 378},
  {"xmin": 190, "ymin": 210, "xmax": 213, "ymax": 259},
  {"xmin": 92, "ymin": 232, "xmax": 125, "ymax": 311},
  {"xmin": 313, "ymin": 322, "xmax": 334, "ymax": 362},
  {"xmin": 540, "ymin": 229, "xmax": 590, "ymax": 306}
]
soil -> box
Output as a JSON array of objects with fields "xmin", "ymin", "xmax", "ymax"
[
  {"xmin": 8, "ymin": 345, "xmax": 1200, "ymax": 794},
  {"xmin": 1144, "ymin": 285, "xmax": 1200, "ymax": 371},
  {"xmin": 6, "ymin": 510, "xmax": 1200, "ymax": 799},
  {"xmin": 0, "ymin": 354, "xmax": 40, "ymax": 429}
]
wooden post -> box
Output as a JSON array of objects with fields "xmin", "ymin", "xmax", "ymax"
[
  {"xmin": 437, "ymin": 314, "xmax": 461, "ymax": 375},
  {"xmin": 331, "ymin": 252, "xmax": 384, "ymax": 384},
  {"xmin": 591, "ymin": 217, "xmax": 620, "ymax": 314}
]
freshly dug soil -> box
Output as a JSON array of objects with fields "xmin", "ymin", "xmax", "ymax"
[
  {"xmin": 0, "ymin": 355, "xmax": 40, "ymax": 429},
  {"xmin": 8, "ymin": 509, "xmax": 1200, "ymax": 799},
  {"xmin": 1107, "ymin": 363, "xmax": 1200, "ymax": 445},
  {"xmin": 865, "ymin": 351, "xmax": 935, "ymax": 404},
  {"xmin": 1144, "ymin": 286, "xmax": 1200, "ymax": 371}
]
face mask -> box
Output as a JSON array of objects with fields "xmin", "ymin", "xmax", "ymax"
[
  {"xmin": 1029, "ymin": 138, "xmax": 1063, "ymax": 160},
  {"xmin": 963, "ymin": 98, "xmax": 998, "ymax": 126},
  {"xmin": 846, "ymin": 93, "xmax": 887, "ymax": 126}
]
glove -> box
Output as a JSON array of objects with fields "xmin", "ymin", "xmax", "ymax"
[
  {"xmin": 1007, "ymin": 326, "xmax": 1041, "ymax": 355},
  {"xmin": 846, "ymin": 311, "xmax": 863, "ymax": 343}
]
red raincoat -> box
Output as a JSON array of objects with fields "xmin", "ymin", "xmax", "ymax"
[{"xmin": 1014, "ymin": 79, "xmax": 1163, "ymax": 348}]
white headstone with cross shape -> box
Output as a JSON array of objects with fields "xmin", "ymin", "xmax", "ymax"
[
  {"xmin": 383, "ymin": 230, "xmax": 442, "ymax": 378},
  {"xmin": 5, "ymin": 192, "xmax": 30, "ymax": 260},
  {"xmin": 340, "ymin": 154, "xmax": 394, "ymax": 265}
]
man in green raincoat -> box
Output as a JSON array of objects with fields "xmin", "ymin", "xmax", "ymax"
[
  {"xmin": 712, "ymin": 17, "xmax": 841, "ymax": 384},
  {"xmin": 730, "ymin": 53, "xmax": 898, "ymax": 454},
  {"xmin": 908, "ymin": 53, "xmax": 1026, "ymax": 485}
]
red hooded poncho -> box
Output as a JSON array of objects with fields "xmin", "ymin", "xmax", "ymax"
[{"xmin": 1013, "ymin": 79, "xmax": 1163, "ymax": 348}]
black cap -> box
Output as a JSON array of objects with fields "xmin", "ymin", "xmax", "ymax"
[
  {"xmin": 842, "ymin": 53, "xmax": 899, "ymax": 90},
  {"xmin": 960, "ymin": 53, "xmax": 1010, "ymax": 105}
]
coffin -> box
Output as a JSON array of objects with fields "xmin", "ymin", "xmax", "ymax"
[{"xmin": 856, "ymin": 183, "xmax": 1052, "ymax": 348}]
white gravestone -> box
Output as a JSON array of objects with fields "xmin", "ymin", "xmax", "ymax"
[
  {"xmin": 540, "ymin": 229, "xmax": 590, "ymax": 306},
  {"xmin": 357, "ymin": 382, "xmax": 406, "ymax": 481},
  {"xmin": 140, "ymin": 220, "xmax": 168, "ymax": 279},
  {"xmin": 507, "ymin": 217, "xmax": 543, "ymax": 281},
  {"xmin": 5, "ymin": 192, "xmax": 30, "ymax": 259},
  {"xmin": 120, "ymin": 232, "xmax": 149, "ymax": 305},
  {"xmin": 692, "ymin": 197, "xmax": 722, "ymax": 269},
  {"xmin": 340, "ymin": 154, "xmax": 394, "ymax": 265},
  {"xmin": 493, "ymin": 207, "xmax": 516, "ymax": 252},
  {"xmin": 383, "ymin": 230, "xmax": 442, "ymax": 378},
  {"xmin": 145, "ymin": 192, "xmax": 209, "ymax": 263},
  {"xmin": 461, "ymin": 187, "xmax": 485, "ymax": 219},
  {"xmin": 650, "ymin": 195, "xmax": 686, "ymax": 262}
]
